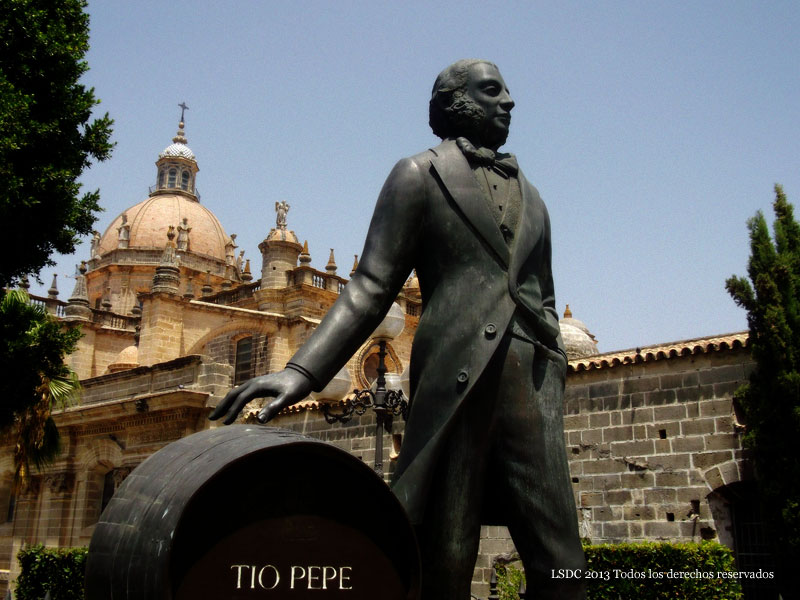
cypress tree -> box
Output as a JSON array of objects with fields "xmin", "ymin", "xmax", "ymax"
[{"xmin": 726, "ymin": 184, "xmax": 800, "ymax": 592}]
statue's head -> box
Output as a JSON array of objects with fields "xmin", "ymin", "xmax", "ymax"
[{"xmin": 429, "ymin": 59, "xmax": 515, "ymax": 150}]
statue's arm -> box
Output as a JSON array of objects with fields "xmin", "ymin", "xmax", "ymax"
[
  {"xmin": 289, "ymin": 157, "xmax": 426, "ymax": 385},
  {"xmin": 210, "ymin": 157, "xmax": 427, "ymax": 424}
]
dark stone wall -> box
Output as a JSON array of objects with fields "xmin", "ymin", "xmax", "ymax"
[{"xmin": 271, "ymin": 344, "xmax": 755, "ymax": 597}]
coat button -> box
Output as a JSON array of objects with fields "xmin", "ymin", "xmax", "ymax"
[
  {"xmin": 484, "ymin": 323, "xmax": 497, "ymax": 338},
  {"xmin": 457, "ymin": 371, "xmax": 469, "ymax": 384}
]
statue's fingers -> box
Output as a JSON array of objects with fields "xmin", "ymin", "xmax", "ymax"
[
  {"xmin": 208, "ymin": 387, "xmax": 240, "ymax": 421},
  {"xmin": 257, "ymin": 394, "xmax": 288, "ymax": 424},
  {"xmin": 221, "ymin": 383, "xmax": 261, "ymax": 425}
]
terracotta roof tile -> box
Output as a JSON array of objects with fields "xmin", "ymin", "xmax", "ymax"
[
  {"xmin": 568, "ymin": 331, "xmax": 750, "ymax": 373},
  {"xmin": 245, "ymin": 332, "xmax": 752, "ymax": 418}
]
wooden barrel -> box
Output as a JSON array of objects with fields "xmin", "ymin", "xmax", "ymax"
[{"xmin": 85, "ymin": 425, "xmax": 420, "ymax": 600}]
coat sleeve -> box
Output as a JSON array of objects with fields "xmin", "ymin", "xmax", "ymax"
[{"xmin": 287, "ymin": 157, "xmax": 427, "ymax": 390}]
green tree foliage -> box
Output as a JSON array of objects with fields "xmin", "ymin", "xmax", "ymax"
[
  {"xmin": 16, "ymin": 545, "xmax": 88, "ymax": 600},
  {"xmin": 0, "ymin": 290, "xmax": 80, "ymax": 485},
  {"xmin": 0, "ymin": 0, "xmax": 113, "ymax": 287},
  {"xmin": 726, "ymin": 184, "xmax": 800, "ymax": 580}
]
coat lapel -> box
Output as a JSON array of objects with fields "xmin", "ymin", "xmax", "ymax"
[
  {"xmin": 508, "ymin": 170, "xmax": 542, "ymax": 285},
  {"xmin": 429, "ymin": 141, "xmax": 510, "ymax": 268}
]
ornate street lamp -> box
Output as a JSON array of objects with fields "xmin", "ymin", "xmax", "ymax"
[{"xmin": 321, "ymin": 302, "xmax": 408, "ymax": 477}]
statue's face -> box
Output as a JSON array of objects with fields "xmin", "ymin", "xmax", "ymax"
[{"xmin": 463, "ymin": 63, "xmax": 515, "ymax": 150}]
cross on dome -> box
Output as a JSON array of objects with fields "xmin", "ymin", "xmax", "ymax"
[{"xmin": 154, "ymin": 104, "xmax": 199, "ymax": 199}]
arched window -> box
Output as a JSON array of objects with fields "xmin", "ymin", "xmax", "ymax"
[
  {"xmin": 167, "ymin": 168, "xmax": 177, "ymax": 188},
  {"xmin": 5, "ymin": 493, "xmax": 14, "ymax": 523},
  {"xmin": 101, "ymin": 471, "xmax": 115, "ymax": 513},
  {"xmin": 358, "ymin": 342, "xmax": 401, "ymax": 387},
  {"xmin": 363, "ymin": 352, "xmax": 382, "ymax": 385},
  {"xmin": 181, "ymin": 170, "xmax": 190, "ymax": 191},
  {"xmin": 158, "ymin": 169, "xmax": 166, "ymax": 189},
  {"xmin": 234, "ymin": 337, "xmax": 253, "ymax": 385}
]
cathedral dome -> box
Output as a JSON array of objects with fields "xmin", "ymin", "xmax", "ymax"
[
  {"xmin": 97, "ymin": 193, "xmax": 231, "ymax": 262},
  {"xmin": 95, "ymin": 112, "xmax": 232, "ymax": 263},
  {"xmin": 559, "ymin": 305, "xmax": 599, "ymax": 359},
  {"xmin": 265, "ymin": 227, "xmax": 300, "ymax": 245},
  {"xmin": 159, "ymin": 141, "xmax": 195, "ymax": 161},
  {"xmin": 107, "ymin": 345, "xmax": 139, "ymax": 374},
  {"xmin": 403, "ymin": 270, "xmax": 421, "ymax": 301},
  {"xmin": 158, "ymin": 113, "xmax": 196, "ymax": 161}
]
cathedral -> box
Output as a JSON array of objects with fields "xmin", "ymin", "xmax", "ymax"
[{"xmin": 0, "ymin": 119, "xmax": 770, "ymax": 597}]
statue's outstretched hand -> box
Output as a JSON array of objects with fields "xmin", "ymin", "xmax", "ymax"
[{"xmin": 208, "ymin": 368, "xmax": 314, "ymax": 425}]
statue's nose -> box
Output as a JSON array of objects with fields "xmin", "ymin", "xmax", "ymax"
[{"xmin": 501, "ymin": 91, "xmax": 515, "ymax": 111}]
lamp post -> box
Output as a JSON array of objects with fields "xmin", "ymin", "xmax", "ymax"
[{"xmin": 321, "ymin": 303, "xmax": 408, "ymax": 477}]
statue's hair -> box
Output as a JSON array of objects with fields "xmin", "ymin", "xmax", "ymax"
[{"xmin": 429, "ymin": 59, "xmax": 497, "ymax": 139}]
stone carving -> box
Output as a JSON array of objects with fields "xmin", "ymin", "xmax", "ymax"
[
  {"xmin": 201, "ymin": 271, "xmax": 213, "ymax": 296},
  {"xmin": 162, "ymin": 226, "xmax": 178, "ymax": 266},
  {"xmin": 236, "ymin": 250, "xmax": 245, "ymax": 272},
  {"xmin": 152, "ymin": 226, "xmax": 180, "ymax": 293},
  {"xmin": 117, "ymin": 213, "xmax": 130, "ymax": 249},
  {"xmin": 275, "ymin": 200, "xmax": 289, "ymax": 230},
  {"xmin": 112, "ymin": 467, "xmax": 132, "ymax": 487},
  {"xmin": 580, "ymin": 507, "xmax": 593, "ymax": 540},
  {"xmin": 176, "ymin": 217, "xmax": 191, "ymax": 251},
  {"xmin": 225, "ymin": 234, "xmax": 237, "ymax": 267},
  {"xmin": 90, "ymin": 230, "xmax": 101, "ymax": 258},
  {"xmin": 211, "ymin": 60, "xmax": 586, "ymax": 598},
  {"xmin": 45, "ymin": 472, "xmax": 75, "ymax": 495}
]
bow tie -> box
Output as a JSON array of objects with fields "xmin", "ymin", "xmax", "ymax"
[{"xmin": 456, "ymin": 137, "xmax": 519, "ymax": 177}]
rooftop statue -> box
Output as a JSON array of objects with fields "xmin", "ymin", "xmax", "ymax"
[
  {"xmin": 211, "ymin": 59, "xmax": 586, "ymax": 599},
  {"xmin": 176, "ymin": 217, "xmax": 191, "ymax": 252},
  {"xmin": 275, "ymin": 200, "xmax": 290, "ymax": 230}
]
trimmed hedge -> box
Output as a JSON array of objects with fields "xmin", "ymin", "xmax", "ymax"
[
  {"xmin": 583, "ymin": 541, "xmax": 743, "ymax": 598},
  {"xmin": 14, "ymin": 541, "xmax": 746, "ymax": 599},
  {"xmin": 16, "ymin": 545, "xmax": 87, "ymax": 600},
  {"xmin": 496, "ymin": 541, "xmax": 744, "ymax": 599}
]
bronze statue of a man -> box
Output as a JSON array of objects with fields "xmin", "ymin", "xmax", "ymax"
[{"xmin": 211, "ymin": 59, "xmax": 586, "ymax": 599}]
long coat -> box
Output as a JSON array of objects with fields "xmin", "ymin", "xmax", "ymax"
[{"xmin": 289, "ymin": 139, "xmax": 566, "ymax": 523}]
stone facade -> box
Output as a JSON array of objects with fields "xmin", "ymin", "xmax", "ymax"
[
  {"xmin": 250, "ymin": 333, "xmax": 757, "ymax": 598},
  {"xmin": 564, "ymin": 336, "xmax": 752, "ymax": 549},
  {"xmin": 0, "ymin": 122, "xmax": 422, "ymax": 594},
  {"xmin": 0, "ymin": 317, "xmax": 755, "ymax": 599}
]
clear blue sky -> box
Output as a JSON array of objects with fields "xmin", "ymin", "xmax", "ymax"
[{"xmin": 33, "ymin": 0, "xmax": 800, "ymax": 353}]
